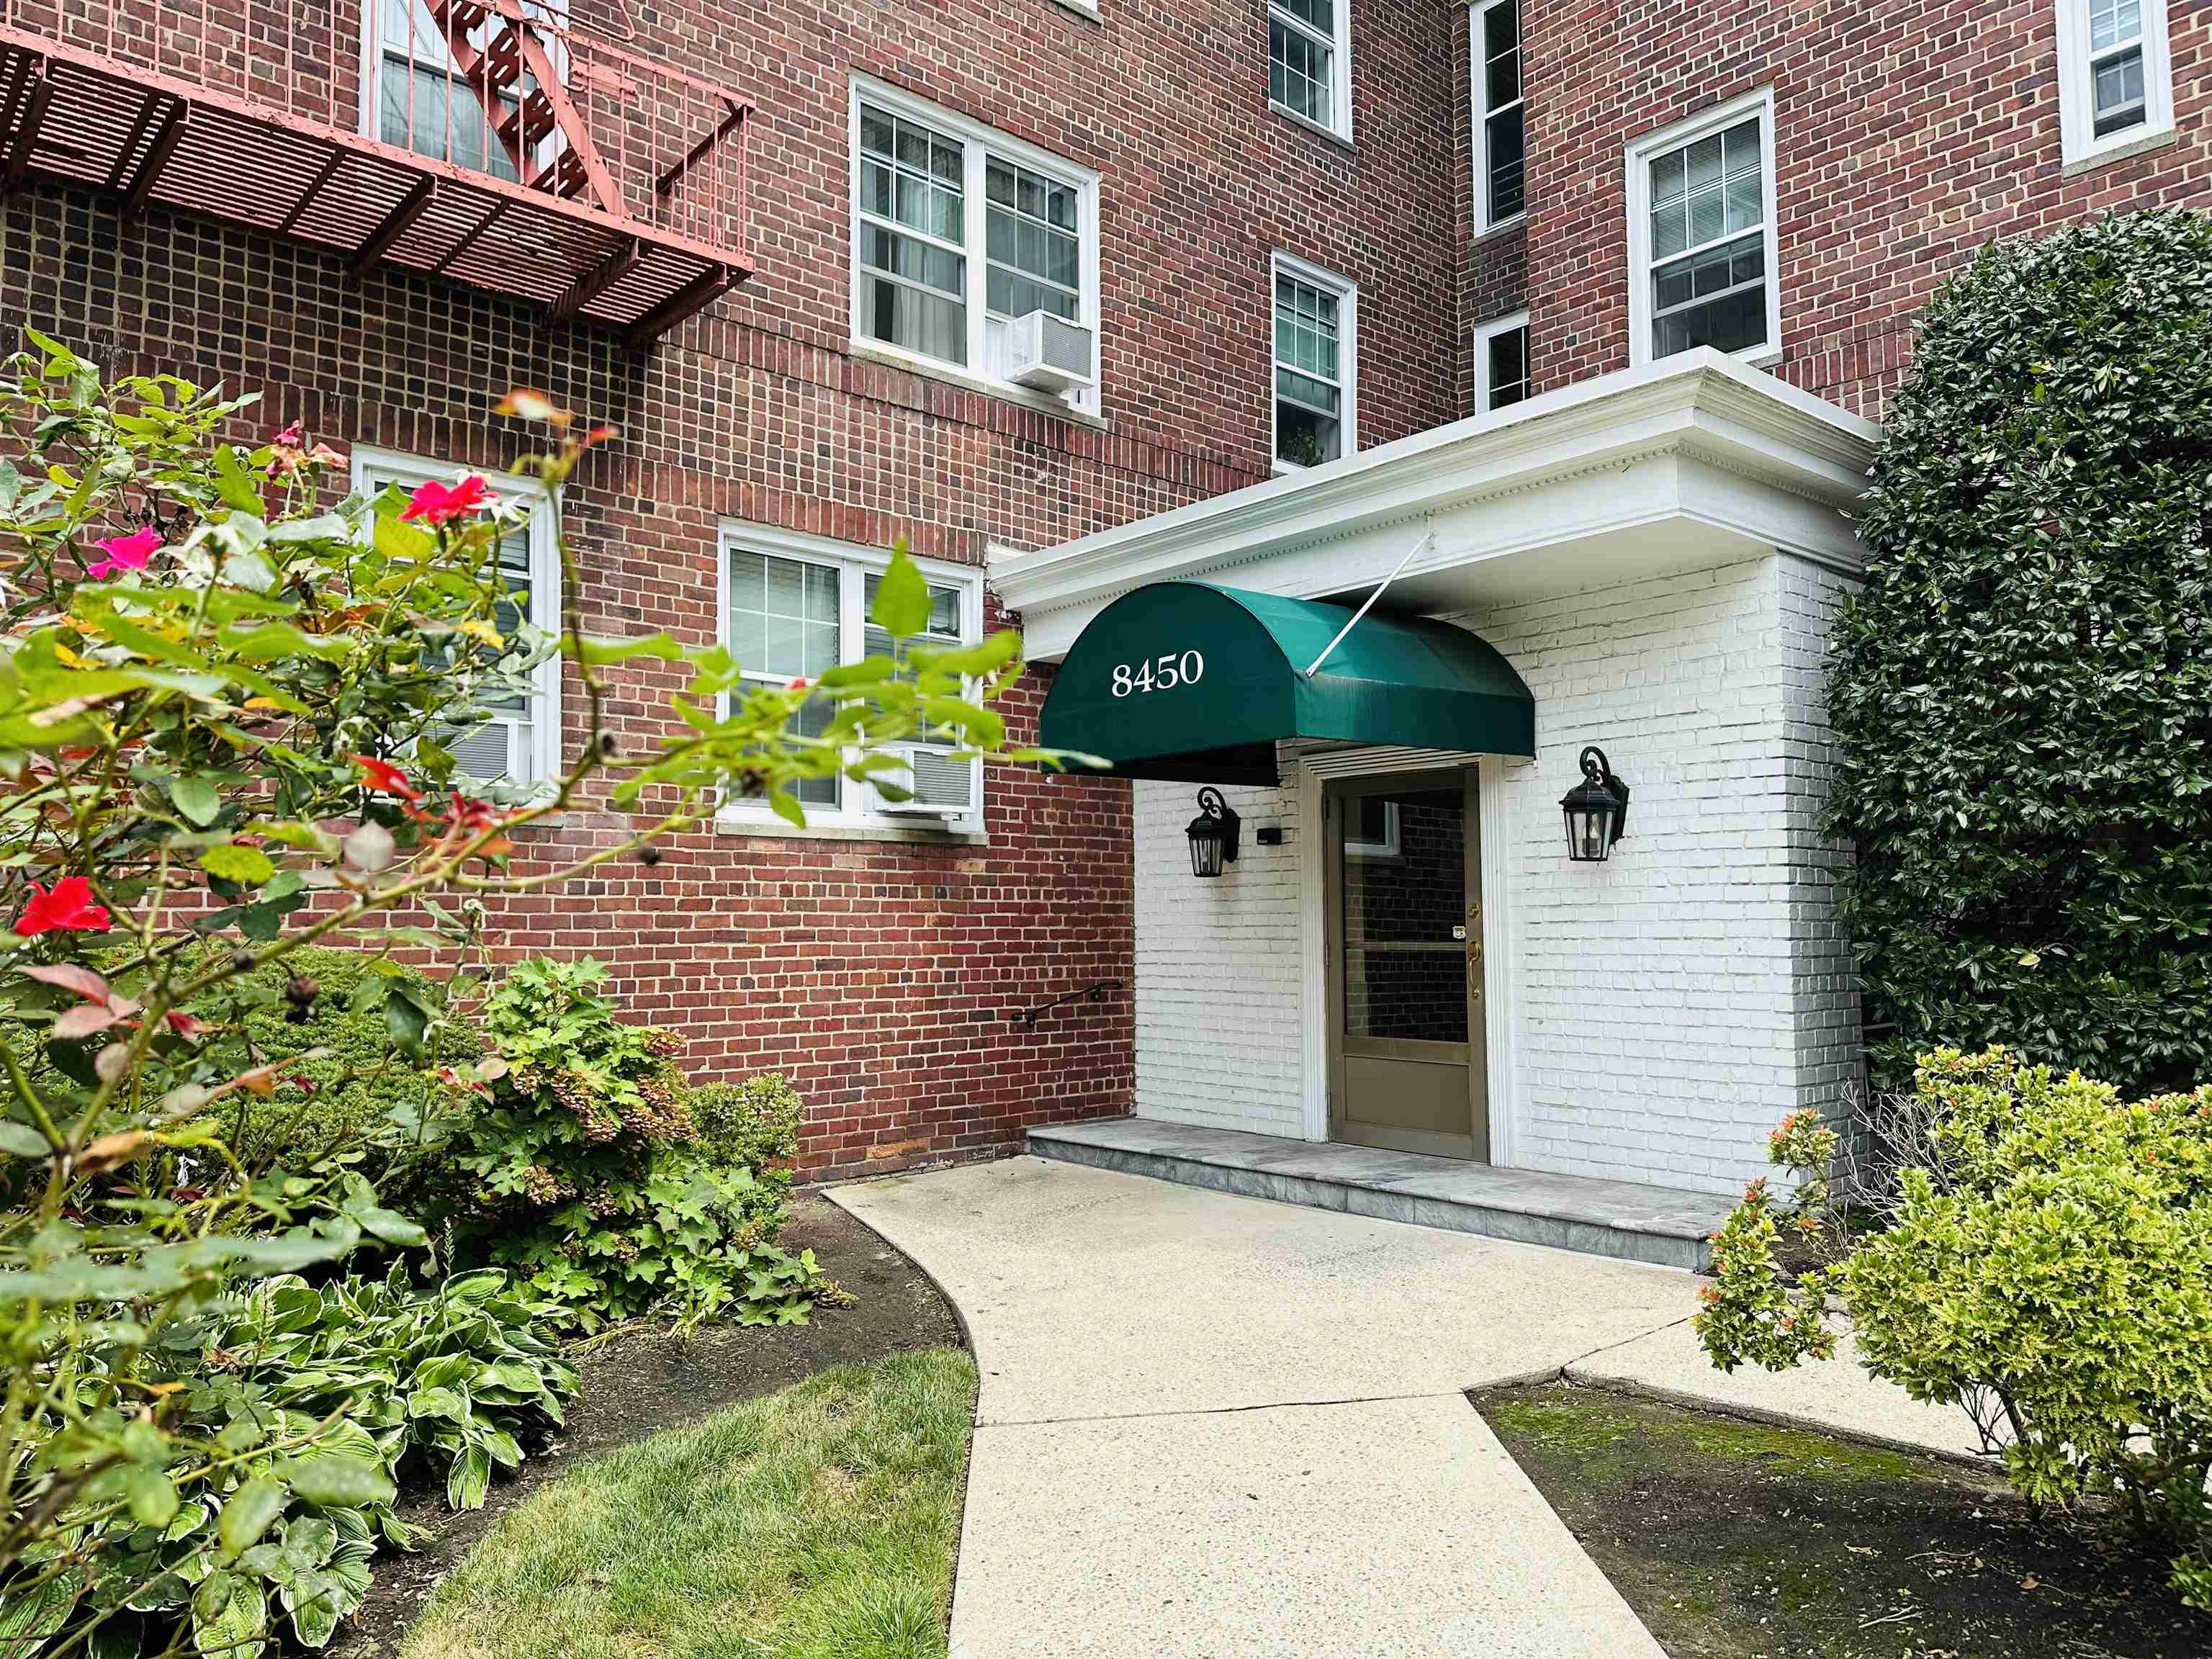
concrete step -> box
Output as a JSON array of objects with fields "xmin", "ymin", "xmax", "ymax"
[{"xmin": 1027, "ymin": 1118, "xmax": 1737, "ymax": 1272}]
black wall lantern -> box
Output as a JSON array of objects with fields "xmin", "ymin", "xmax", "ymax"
[
  {"xmin": 1185, "ymin": 787, "xmax": 1242, "ymax": 878},
  {"xmin": 1560, "ymin": 746, "xmax": 1630, "ymax": 863}
]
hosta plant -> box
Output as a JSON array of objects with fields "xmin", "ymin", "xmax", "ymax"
[
  {"xmin": 219, "ymin": 1262, "xmax": 579, "ymax": 1511},
  {"xmin": 0, "ymin": 333, "xmax": 1043, "ymax": 1654}
]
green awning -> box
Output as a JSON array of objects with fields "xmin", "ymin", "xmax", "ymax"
[{"xmin": 1038, "ymin": 583, "xmax": 1534, "ymax": 785}]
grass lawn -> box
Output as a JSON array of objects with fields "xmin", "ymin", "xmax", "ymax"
[
  {"xmin": 398, "ymin": 1347, "xmax": 976, "ymax": 1659},
  {"xmin": 1478, "ymin": 1382, "xmax": 2212, "ymax": 1658}
]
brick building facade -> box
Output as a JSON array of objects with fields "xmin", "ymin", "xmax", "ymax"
[{"xmin": 0, "ymin": 0, "xmax": 2200, "ymax": 1192}]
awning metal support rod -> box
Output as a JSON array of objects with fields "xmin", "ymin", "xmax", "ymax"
[{"xmin": 1302, "ymin": 529, "xmax": 1436, "ymax": 679}]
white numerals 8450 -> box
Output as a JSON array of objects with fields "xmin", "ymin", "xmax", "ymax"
[{"xmin": 1110, "ymin": 650, "xmax": 1205, "ymax": 698}]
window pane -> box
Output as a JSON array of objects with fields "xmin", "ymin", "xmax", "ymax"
[
  {"xmin": 1276, "ymin": 400, "xmax": 1341, "ymax": 468},
  {"xmin": 2090, "ymin": 0, "xmax": 2142, "ymax": 51},
  {"xmin": 379, "ymin": 58, "xmax": 522, "ymax": 181},
  {"xmin": 1276, "ymin": 0, "xmax": 1332, "ymax": 30},
  {"xmin": 986, "ymin": 158, "xmax": 1083, "ymax": 323},
  {"xmin": 787, "ymin": 694, "xmax": 839, "ymax": 806},
  {"xmin": 1483, "ymin": 1, "xmax": 1520, "ymax": 107},
  {"xmin": 1486, "ymin": 108, "xmax": 1525, "ymax": 221},
  {"xmin": 863, "ymin": 575, "xmax": 964, "ymax": 663},
  {"xmin": 1269, "ymin": 19, "xmax": 1334, "ymax": 123},
  {"xmin": 2093, "ymin": 45, "xmax": 2148, "ymax": 134},
  {"xmin": 729, "ymin": 550, "xmax": 841, "ymax": 680},
  {"xmin": 1652, "ymin": 243, "xmax": 1768, "ymax": 359},
  {"xmin": 1647, "ymin": 114, "xmax": 1761, "ymax": 279},
  {"xmin": 1487, "ymin": 325, "xmax": 1529, "ymax": 409}
]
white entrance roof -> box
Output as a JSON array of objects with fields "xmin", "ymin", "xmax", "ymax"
[{"xmin": 991, "ymin": 348, "xmax": 1881, "ymax": 660}]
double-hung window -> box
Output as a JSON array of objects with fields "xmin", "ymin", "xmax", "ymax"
[
  {"xmin": 721, "ymin": 527, "xmax": 984, "ymax": 832},
  {"xmin": 1269, "ymin": 0, "xmax": 1354, "ymax": 140},
  {"xmin": 1626, "ymin": 89, "xmax": 1781, "ymax": 367},
  {"xmin": 1475, "ymin": 312, "xmax": 1531, "ymax": 412},
  {"xmin": 1272, "ymin": 253, "xmax": 1358, "ymax": 469},
  {"xmin": 1473, "ymin": 0, "xmax": 1524, "ymax": 228},
  {"xmin": 354, "ymin": 450, "xmax": 561, "ymax": 785},
  {"xmin": 850, "ymin": 78, "xmax": 1100, "ymax": 413},
  {"xmin": 2056, "ymin": 0, "xmax": 2175, "ymax": 167}
]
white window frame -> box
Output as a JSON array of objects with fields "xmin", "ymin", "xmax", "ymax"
[
  {"xmin": 847, "ymin": 75, "xmax": 1103, "ymax": 416},
  {"xmin": 1268, "ymin": 0, "xmax": 1355, "ymax": 142},
  {"xmin": 1624, "ymin": 86, "xmax": 1782, "ymax": 371},
  {"xmin": 716, "ymin": 523, "xmax": 986, "ymax": 837},
  {"xmin": 2056, "ymin": 0, "xmax": 2175, "ymax": 169},
  {"xmin": 1470, "ymin": 0, "xmax": 1524, "ymax": 233},
  {"xmin": 1269, "ymin": 251, "xmax": 1359, "ymax": 475},
  {"xmin": 1474, "ymin": 310, "xmax": 1531, "ymax": 413},
  {"xmin": 352, "ymin": 446, "xmax": 563, "ymax": 786}
]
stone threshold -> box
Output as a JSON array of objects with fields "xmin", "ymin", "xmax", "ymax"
[{"xmin": 1027, "ymin": 1118, "xmax": 1738, "ymax": 1272}]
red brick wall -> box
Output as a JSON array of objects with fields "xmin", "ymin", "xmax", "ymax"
[
  {"xmin": 1522, "ymin": 0, "xmax": 2212, "ymax": 419},
  {"xmin": 0, "ymin": 1, "xmax": 1465, "ymax": 1175}
]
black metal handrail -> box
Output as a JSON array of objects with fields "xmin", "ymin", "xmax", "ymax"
[{"xmin": 1012, "ymin": 979, "xmax": 1123, "ymax": 1029}]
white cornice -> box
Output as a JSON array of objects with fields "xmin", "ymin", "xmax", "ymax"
[{"xmin": 991, "ymin": 351, "xmax": 1879, "ymax": 643}]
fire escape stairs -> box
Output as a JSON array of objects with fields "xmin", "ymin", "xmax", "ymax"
[{"xmin": 0, "ymin": 0, "xmax": 753, "ymax": 340}]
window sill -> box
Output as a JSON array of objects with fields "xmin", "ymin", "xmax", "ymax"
[
  {"xmin": 1269, "ymin": 101, "xmax": 1355, "ymax": 151},
  {"xmin": 1472, "ymin": 211, "xmax": 1526, "ymax": 246},
  {"xmin": 1046, "ymin": 0, "xmax": 1103, "ymax": 19},
  {"xmin": 2061, "ymin": 125, "xmax": 2178, "ymax": 177},
  {"xmin": 848, "ymin": 341, "xmax": 1110, "ymax": 431},
  {"xmin": 714, "ymin": 812, "xmax": 989, "ymax": 848}
]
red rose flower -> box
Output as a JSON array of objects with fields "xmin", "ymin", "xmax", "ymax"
[
  {"xmin": 15, "ymin": 876, "xmax": 113, "ymax": 937},
  {"xmin": 86, "ymin": 525, "xmax": 162, "ymax": 581},
  {"xmin": 351, "ymin": 754, "xmax": 423, "ymax": 803},
  {"xmin": 401, "ymin": 475, "xmax": 494, "ymax": 527}
]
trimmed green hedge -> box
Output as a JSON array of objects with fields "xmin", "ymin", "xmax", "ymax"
[
  {"xmin": 1829, "ymin": 208, "xmax": 2212, "ymax": 1092},
  {"xmin": 184, "ymin": 945, "xmax": 469, "ymax": 1167}
]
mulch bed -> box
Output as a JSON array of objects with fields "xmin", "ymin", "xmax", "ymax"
[
  {"xmin": 338, "ymin": 1192, "xmax": 965, "ymax": 1655},
  {"xmin": 1475, "ymin": 1381, "xmax": 2212, "ymax": 1659}
]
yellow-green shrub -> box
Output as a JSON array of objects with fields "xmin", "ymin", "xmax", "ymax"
[{"xmin": 1698, "ymin": 1048, "xmax": 2212, "ymax": 1607}]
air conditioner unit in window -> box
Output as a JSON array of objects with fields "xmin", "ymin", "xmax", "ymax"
[
  {"xmin": 871, "ymin": 744, "xmax": 976, "ymax": 819},
  {"xmin": 1003, "ymin": 310, "xmax": 1095, "ymax": 395}
]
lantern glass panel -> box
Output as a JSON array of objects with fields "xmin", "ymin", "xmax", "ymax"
[{"xmin": 1190, "ymin": 829, "xmax": 1226, "ymax": 878}]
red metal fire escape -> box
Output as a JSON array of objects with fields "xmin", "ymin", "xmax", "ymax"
[{"xmin": 0, "ymin": 0, "xmax": 754, "ymax": 341}]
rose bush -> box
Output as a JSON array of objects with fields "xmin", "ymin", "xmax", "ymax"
[{"xmin": 0, "ymin": 331, "xmax": 1049, "ymax": 1653}]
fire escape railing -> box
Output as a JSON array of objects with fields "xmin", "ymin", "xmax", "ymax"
[{"xmin": 0, "ymin": 0, "xmax": 753, "ymax": 338}]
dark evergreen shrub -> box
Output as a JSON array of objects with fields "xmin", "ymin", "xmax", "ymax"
[{"xmin": 1830, "ymin": 208, "xmax": 2212, "ymax": 1092}]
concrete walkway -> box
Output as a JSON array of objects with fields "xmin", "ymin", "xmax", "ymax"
[{"xmin": 832, "ymin": 1156, "xmax": 1988, "ymax": 1658}]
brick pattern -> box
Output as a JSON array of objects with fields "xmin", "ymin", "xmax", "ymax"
[
  {"xmin": 1523, "ymin": 0, "xmax": 2212, "ymax": 418},
  {"xmin": 0, "ymin": 0, "xmax": 1466, "ymax": 1174}
]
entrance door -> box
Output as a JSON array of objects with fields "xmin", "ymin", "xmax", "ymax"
[{"xmin": 1324, "ymin": 769, "xmax": 1488, "ymax": 1161}]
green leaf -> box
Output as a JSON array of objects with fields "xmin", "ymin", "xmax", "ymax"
[
  {"xmin": 869, "ymin": 547, "xmax": 932, "ymax": 639},
  {"xmin": 194, "ymin": 1572, "xmax": 269, "ymax": 1659},
  {"xmin": 127, "ymin": 1463, "xmax": 181, "ymax": 1529},
  {"xmin": 280, "ymin": 1455, "xmax": 396, "ymax": 1509},
  {"xmin": 446, "ymin": 1440, "xmax": 492, "ymax": 1511},
  {"xmin": 219, "ymin": 1478, "xmax": 288, "ymax": 1558},
  {"xmin": 168, "ymin": 774, "xmax": 223, "ymax": 827},
  {"xmin": 201, "ymin": 842, "xmax": 275, "ymax": 885},
  {"xmin": 380, "ymin": 979, "xmax": 434, "ymax": 1059},
  {"xmin": 210, "ymin": 444, "xmax": 266, "ymax": 516},
  {"xmin": 574, "ymin": 631, "xmax": 687, "ymax": 665},
  {"xmin": 0, "ymin": 1120, "xmax": 50, "ymax": 1158}
]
